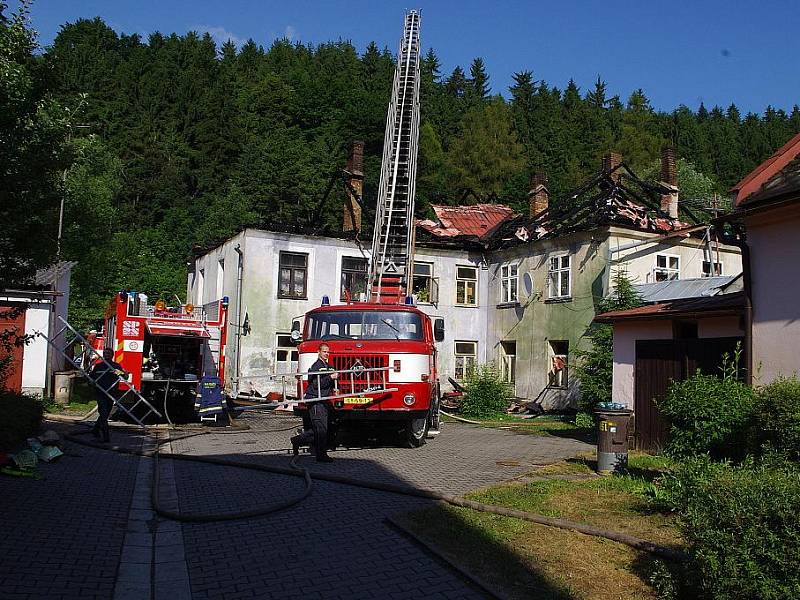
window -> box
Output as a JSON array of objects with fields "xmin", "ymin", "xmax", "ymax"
[
  {"xmin": 196, "ymin": 269, "xmax": 205, "ymax": 304},
  {"xmin": 456, "ymin": 266, "xmax": 478, "ymax": 306},
  {"xmin": 275, "ymin": 334, "xmax": 299, "ymax": 374},
  {"xmin": 305, "ymin": 310, "xmax": 423, "ymax": 341},
  {"xmin": 341, "ymin": 257, "xmax": 368, "ymax": 301},
  {"xmin": 702, "ymin": 260, "xmax": 723, "ymax": 277},
  {"xmin": 548, "ymin": 340, "xmax": 568, "ymax": 388},
  {"xmin": 216, "ymin": 259, "xmax": 225, "ymax": 299},
  {"xmin": 454, "ymin": 341, "xmax": 477, "ymax": 380},
  {"xmin": 500, "ymin": 263, "xmax": 518, "ymax": 304},
  {"xmin": 412, "ymin": 262, "xmax": 436, "ymax": 303},
  {"xmin": 548, "ymin": 254, "xmax": 571, "ymax": 299},
  {"xmin": 654, "ymin": 254, "xmax": 680, "ymax": 281},
  {"xmin": 500, "ymin": 341, "xmax": 516, "ymax": 384},
  {"xmin": 278, "ymin": 252, "xmax": 308, "ymax": 299}
]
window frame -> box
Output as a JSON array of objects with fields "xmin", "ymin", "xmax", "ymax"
[
  {"xmin": 500, "ymin": 340, "xmax": 516, "ymax": 385},
  {"xmin": 278, "ymin": 251, "xmax": 309, "ymax": 300},
  {"xmin": 340, "ymin": 256, "xmax": 368, "ymax": 302},
  {"xmin": 275, "ymin": 333, "xmax": 299, "ymax": 374},
  {"xmin": 500, "ymin": 263, "xmax": 519, "ymax": 304},
  {"xmin": 454, "ymin": 340, "xmax": 477, "ymax": 381},
  {"xmin": 412, "ymin": 261, "xmax": 435, "ymax": 304},
  {"xmin": 548, "ymin": 340, "xmax": 569, "ymax": 389},
  {"xmin": 548, "ymin": 253, "xmax": 572, "ymax": 300},
  {"xmin": 702, "ymin": 260, "xmax": 723, "ymax": 277},
  {"xmin": 653, "ymin": 253, "xmax": 680, "ymax": 282},
  {"xmin": 455, "ymin": 265, "xmax": 478, "ymax": 307}
]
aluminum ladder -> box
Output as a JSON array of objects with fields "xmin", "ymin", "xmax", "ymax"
[
  {"xmin": 38, "ymin": 316, "xmax": 162, "ymax": 428},
  {"xmin": 368, "ymin": 10, "xmax": 422, "ymax": 303}
]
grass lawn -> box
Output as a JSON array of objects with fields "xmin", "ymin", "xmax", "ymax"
[
  {"xmin": 443, "ymin": 413, "xmax": 592, "ymax": 438},
  {"xmin": 398, "ymin": 452, "xmax": 681, "ymax": 600},
  {"xmin": 45, "ymin": 379, "xmax": 96, "ymax": 416}
]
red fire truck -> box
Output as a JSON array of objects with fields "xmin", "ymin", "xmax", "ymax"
[
  {"xmin": 292, "ymin": 11, "xmax": 442, "ymax": 446},
  {"xmin": 97, "ymin": 291, "xmax": 230, "ymax": 421},
  {"xmin": 293, "ymin": 299, "xmax": 444, "ymax": 446}
]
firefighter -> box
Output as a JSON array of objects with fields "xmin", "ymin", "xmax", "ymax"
[
  {"xmin": 89, "ymin": 349, "xmax": 127, "ymax": 443},
  {"xmin": 291, "ymin": 343, "xmax": 338, "ymax": 462}
]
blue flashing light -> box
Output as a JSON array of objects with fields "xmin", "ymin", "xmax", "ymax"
[
  {"xmin": 321, "ymin": 295, "xmax": 330, "ymax": 306},
  {"xmin": 404, "ymin": 295, "xmax": 414, "ymax": 305},
  {"xmin": 221, "ymin": 295, "xmax": 229, "ymax": 307},
  {"xmin": 118, "ymin": 291, "xmax": 128, "ymax": 302}
]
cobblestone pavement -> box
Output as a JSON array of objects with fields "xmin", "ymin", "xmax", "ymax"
[{"xmin": 2, "ymin": 415, "xmax": 591, "ymax": 599}]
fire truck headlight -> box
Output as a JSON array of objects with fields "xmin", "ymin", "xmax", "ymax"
[{"xmin": 403, "ymin": 393, "xmax": 416, "ymax": 406}]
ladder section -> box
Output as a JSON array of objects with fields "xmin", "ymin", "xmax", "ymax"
[
  {"xmin": 38, "ymin": 316, "xmax": 162, "ymax": 428},
  {"xmin": 369, "ymin": 10, "xmax": 422, "ymax": 303}
]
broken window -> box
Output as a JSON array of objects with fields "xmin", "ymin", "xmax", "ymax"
[
  {"xmin": 412, "ymin": 262, "xmax": 436, "ymax": 303},
  {"xmin": 702, "ymin": 260, "xmax": 723, "ymax": 277},
  {"xmin": 654, "ymin": 254, "xmax": 680, "ymax": 282},
  {"xmin": 340, "ymin": 256, "xmax": 368, "ymax": 301},
  {"xmin": 500, "ymin": 263, "xmax": 518, "ymax": 304},
  {"xmin": 454, "ymin": 341, "xmax": 477, "ymax": 380},
  {"xmin": 278, "ymin": 252, "xmax": 308, "ymax": 299},
  {"xmin": 500, "ymin": 340, "xmax": 516, "ymax": 385},
  {"xmin": 456, "ymin": 265, "xmax": 478, "ymax": 306},
  {"xmin": 275, "ymin": 334, "xmax": 299, "ymax": 374},
  {"xmin": 548, "ymin": 254, "xmax": 571, "ymax": 299},
  {"xmin": 548, "ymin": 340, "xmax": 568, "ymax": 388}
]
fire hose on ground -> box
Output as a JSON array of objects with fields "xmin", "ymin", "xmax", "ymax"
[{"xmin": 61, "ymin": 423, "xmax": 687, "ymax": 563}]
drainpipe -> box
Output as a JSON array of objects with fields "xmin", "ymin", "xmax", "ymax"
[
  {"xmin": 738, "ymin": 239, "xmax": 754, "ymax": 385},
  {"xmin": 233, "ymin": 243, "xmax": 244, "ymax": 396}
]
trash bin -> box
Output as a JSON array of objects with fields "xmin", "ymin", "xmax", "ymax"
[
  {"xmin": 595, "ymin": 408, "xmax": 633, "ymax": 474},
  {"xmin": 54, "ymin": 371, "xmax": 75, "ymax": 406}
]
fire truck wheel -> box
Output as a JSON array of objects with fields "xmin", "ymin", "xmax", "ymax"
[{"xmin": 404, "ymin": 414, "xmax": 429, "ymax": 448}]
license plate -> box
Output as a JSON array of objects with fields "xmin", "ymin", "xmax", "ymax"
[{"xmin": 343, "ymin": 397, "xmax": 371, "ymax": 405}]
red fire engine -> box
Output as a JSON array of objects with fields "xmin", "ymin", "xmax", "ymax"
[
  {"xmin": 291, "ymin": 11, "xmax": 443, "ymax": 446},
  {"xmin": 97, "ymin": 291, "xmax": 229, "ymax": 421}
]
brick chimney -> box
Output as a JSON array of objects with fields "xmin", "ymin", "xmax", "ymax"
[
  {"xmin": 659, "ymin": 145, "xmax": 679, "ymax": 219},
  {"xmin": 602, "ymin": 151, "xmax": 623, "ymax": 183},
  {"xmin": 343, "ymin": 140, "xmax": 364, "ymax": 232},
  {"xmin": 528, "ymin": 171, "xmax": 549, "ymax": 217}
]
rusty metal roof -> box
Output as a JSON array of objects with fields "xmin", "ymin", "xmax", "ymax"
[
  {"xmin": 416, "ymin": 204, "xmax": 518, "ymax": 242},
  {"xmin": 595, "ymin": 291, "xmax": 745, "ymax": 323}
]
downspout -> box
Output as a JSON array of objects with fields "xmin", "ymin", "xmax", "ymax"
[
  {"xmin": 739, "ymin": 239, "xmax": 754, "ymax": 385},
  {"xmin": 233, "ymin": 243, "xmax": 244, "ymax": 396}
]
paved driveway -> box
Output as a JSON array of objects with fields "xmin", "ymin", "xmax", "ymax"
[{"xmin": 1, "ymin": 415, "xmax": 591, "ymax": 599}]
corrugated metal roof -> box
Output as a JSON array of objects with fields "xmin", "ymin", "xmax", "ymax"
[
  {"xmin": 633, "ymin": 276, "xmax": 736, "ymax": 303},
  {"xmin": 417, "ymin": 204, "xmax": 517, "ymax": 241},
  {"xmin": 596, "ymin": 291, "xmax": 745, "ymax": 323}
]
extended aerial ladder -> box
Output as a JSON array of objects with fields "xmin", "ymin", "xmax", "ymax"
[{"xmin": 368, "ymin": 10, "xmax": 422, "ymax": 303}]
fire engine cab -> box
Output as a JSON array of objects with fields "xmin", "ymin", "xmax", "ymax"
[{"xmin": 98, "ymin": 291, "xmax": 229, "ymax": 422}]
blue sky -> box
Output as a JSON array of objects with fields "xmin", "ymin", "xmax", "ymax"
[{"xmin": 11, "ymin": 0, "xmax": 800, "ymax": 115}]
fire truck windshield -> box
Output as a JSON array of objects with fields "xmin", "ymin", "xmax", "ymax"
[{"xmin": 306, "ymin": 310, "xmax": 423, "ymax": 341}]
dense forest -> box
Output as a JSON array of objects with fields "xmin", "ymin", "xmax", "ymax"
[{"xmin": 3, "ymin": 8, "xmax": 800, "ymax": 325}]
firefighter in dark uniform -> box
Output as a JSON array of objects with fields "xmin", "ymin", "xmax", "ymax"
[
  {"xmin": 291, "ymin": 343, "xmax": 337, "ymax": 462},
  {"xmin": 89, "ymin": 348, "xmax": 127, "ymax": 443}
]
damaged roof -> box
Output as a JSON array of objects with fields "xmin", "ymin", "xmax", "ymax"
[
  {"xmin": 417, "ymin": 163, "xmax": 701, "ymax": 250},
  {"xmin": 416, "ymin": 204, "xmax": 518, "ymax": 243}
]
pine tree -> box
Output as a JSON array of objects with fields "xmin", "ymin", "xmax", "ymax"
[{"xmin": 467, "ymin": 57, "xmax": 490, "ymax": 102}]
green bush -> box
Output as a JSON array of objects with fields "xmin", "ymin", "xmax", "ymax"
[
  {"xmin": 460, "ymin": 364, "xmax": 512, "ymax": 418},
  {"xmin": 574, "ymin": 411, "xmax": 594, "ymax": 429},
  {"xmin": 676, "ymin": 458, "xmax": 800, "ymax": 599},
  {"xmin": 657, "ymin": 372, "xmax": 756, "ymax": 460},
  {"xmin": 754, "ymin": 376, "xmax": 800, "ymax": 459},
  {"xmin": 0, "ymin": 391, "xmax": 44, "ymax": 451}
]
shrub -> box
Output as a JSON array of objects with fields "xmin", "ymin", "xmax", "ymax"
[
  {"xmin": 676, "ymin": 458, "xmax": 800, "ymax": 599},
  {"xmin": 657, "ymin": 372, "xmax": 756, "ymax": 460},
  {"xmin": 460, "ymin": 364, "xmax": 512, "ymax": 418},
  {"xmin": 0, "ymin": 391, "xmax": 44, "ymax": 451},
  {"xmin": 574, "ymin": 411, "xmax": 594, "ymax": 429},
  {"xmin": 754, "ymin": 376, "xmax": 800, "ymax": 459}
]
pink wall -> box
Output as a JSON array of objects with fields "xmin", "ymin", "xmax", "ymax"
[
  {"xmin": 612, "ymin": 316, "xmax": 745, "ymax": 408},
  {"xmin": 748, "ymin": 204, "xmax": 800, "ymax": 384},
  {"xmin": 612, "ymin": 321, "xmax": 672, "ymax": 409}
]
